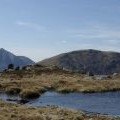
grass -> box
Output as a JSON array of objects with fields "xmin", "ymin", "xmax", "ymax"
[
  {"xmin": 0, "ymin": 68, "xmax": 120, "ymax": 98},
  {"xmin": 5, "ymin": 87, "xmax": 21, "ymax": 94},
  {"xmin": 0, "ymin": 100, "xmax": 117, "ymax": 120},
  {"xmin": 20, "ymin": 89, "xmax": 40, "ymax": 99},
  {"xmin": 0, "ymin": 68, "xmax": 120, "ymax": 119}
]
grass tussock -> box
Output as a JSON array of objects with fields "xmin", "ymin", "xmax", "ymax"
[
  {"xmin": 20, "ymin": 89, "xmax": 40, "ymax": 99},
  {"xmin": 0, "ymin": 100, "xmax": 116, "ymax": 120},
  {"xmin": 0, "ymin": 69, "xmax": 120, "ymax": 98},
  {"xmin": 5, "ymin": 87, "xmax": 21, "ymax": 94}
]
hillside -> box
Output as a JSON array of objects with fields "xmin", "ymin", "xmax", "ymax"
[
  {"xmin": 39, "ymin": 49, "xmax": 120, "ymax": 75},
  {"xmin": 0, "ymin": 48, "xmax": 35, "ymax": 70}
]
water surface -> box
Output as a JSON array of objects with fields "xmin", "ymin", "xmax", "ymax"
[{"xmin": 0, "ymin": 91, "xmax": 120, "ymax": 115}]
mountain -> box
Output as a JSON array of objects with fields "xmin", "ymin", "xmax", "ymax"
[
  {"xmin": 0, "ymin": 48, "xmax": 35, "ymax": 70},
  {"xmin": 39, "ymin": 49, "xmax": 120, "ymax": 75}
]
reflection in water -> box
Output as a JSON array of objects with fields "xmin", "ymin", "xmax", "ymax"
[{"xmin": 0, "ymin": 91, "xmax": 120, "ymax": 115}]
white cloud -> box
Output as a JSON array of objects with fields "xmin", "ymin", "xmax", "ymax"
[
  {"xmin": 105, "ymin": 39, "xmax": 120, "ymax": 44},
  {"xmin": 61, "ymin": 40, "xmax": 67, "ymax": 44},
  {"xmin": 66, "ymin": 25, "xmax": 120, "ymax": 40},
  {"xmin": 11, "ymin": 24, "xmax": 120, "ymax": 61},
  {"xmin": 64, "ymin": 25, "xmax": 120, "ymax": 53},
  {"xmin": 16, "ymin": 21, "xmax": 46, "ymax": 31}
]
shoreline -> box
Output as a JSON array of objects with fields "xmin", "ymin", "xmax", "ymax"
[
  {"xmin": 0, "ymin": 100, "xmax": 119, "ymax": 120},
  {"xmin": 0, "ymin": 90, "xmax": 120, "ymax": 117}
]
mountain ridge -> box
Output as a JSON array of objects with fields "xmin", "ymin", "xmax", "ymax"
[
  {"xmin": 0, "ymin": 48, "xmax": 35, "ymax": 70},
  {"xmin": 39, "ymin": 49, "xmax": 120, "ymax": 75}
]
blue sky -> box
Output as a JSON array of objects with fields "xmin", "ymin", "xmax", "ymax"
[{"xmin": 0, "ymin": 0, "xmax": 120, "ymax": 61}]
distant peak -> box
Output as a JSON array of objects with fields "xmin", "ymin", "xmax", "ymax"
[{"xmin": 0, "ymin": 48, "xmax": 6, "ymax": 51}]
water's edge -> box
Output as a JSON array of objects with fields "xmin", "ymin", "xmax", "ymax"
[{"xmin": 0, "ymin": 91, "xmax": 120, "ymax": 116}]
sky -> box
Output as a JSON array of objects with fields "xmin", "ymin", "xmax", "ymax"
[{"xmin": 0, "ymin": 0, "xmax": 120, "ymax": 62}]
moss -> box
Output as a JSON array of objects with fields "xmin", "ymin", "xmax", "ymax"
[{"xmin": 20, "ymin": 89, "xmax": 40, "ymax": 99}]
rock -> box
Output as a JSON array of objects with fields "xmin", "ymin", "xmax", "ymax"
[
  {"xmin": 7, "ymin": 98, "xmax": 29, "ymax": 104},
  {"xmin": 17, "ymin": 99, "xmax": 29, "ymax": 104}
]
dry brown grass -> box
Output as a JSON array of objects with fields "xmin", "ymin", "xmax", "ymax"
[
  {"xmin": 0, "ymin": 100, "xmax": 116, "ymax": 120},
  {"xmin": 0, "ymin": 69, "xmax": 120, "ymax": 119},
  {"xmin": 0, "ymin": 70, "xmax": 120, "ymax": 98}
]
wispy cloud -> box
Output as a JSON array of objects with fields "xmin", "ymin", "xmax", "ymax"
[
  {"xmin": 66, "ymin": 25, "xmax": 120, "ymax": 40},
  {"xmin": 16, "ymin": 21, "xmax": 46, "ymax": 31},
  {"xmin": 61, "ymin": 40, "xmax": 67, "ymax": 44},
  {"xmin": 64, "ymin": 25, "xmax": 120, "ymax": 52}
]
